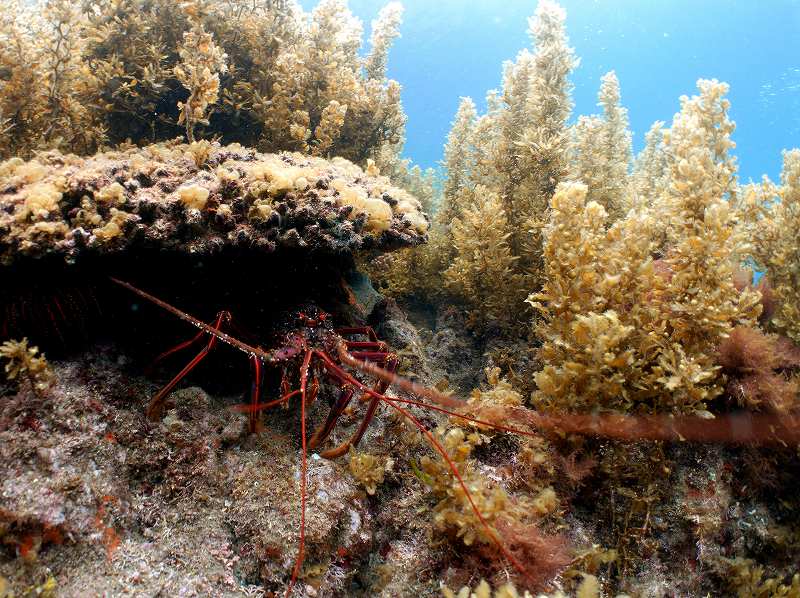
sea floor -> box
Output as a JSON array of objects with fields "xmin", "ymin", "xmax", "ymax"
[{"xmin": 1, "ymin": 287, "xmax": 798, "ymax": 597}]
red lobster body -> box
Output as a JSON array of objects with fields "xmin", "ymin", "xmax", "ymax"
[{"xmin": 112, "ymin": 278, "xmax": 399, "ymax": 461}]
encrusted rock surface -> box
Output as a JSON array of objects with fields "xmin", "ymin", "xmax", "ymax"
[
  {"xmin": 0, "ymin": 287, "xmax": 454, "ymax": 597},
  {"xmin": 0, "ymin": 344, "xmax": 439, "ymax": 597},
  {"xmin": 0, "ymin": 141, "xmax": 429, "ymax": 267}
]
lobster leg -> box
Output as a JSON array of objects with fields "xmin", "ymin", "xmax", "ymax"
[
  {"xmin": 230, "ymin": 389, "xmax": 301, "ymax": 414},
  {"xmin": 319, "ymin": 354, "xmax": 398, "ymax": 459},
  {"xmin": 307, "ymin": 373, "xmax": 320, "ymax": 404},
  {"xmin": 307, "ymin": 347, "xmax": 377, "ymax": 451},
  {"xmin": 248, "ymin": 355, "xmax": 265, "ymax": 433},
  {"xmin": 308, "ymin": 388, "xmax": 355, "ymax": 451},
  {"xmin": 148, "ymin": 311, "xmax": 231, "ymax": 373},
  {"xmin": 145, "ymin": 313, "xmax": 229, "ymax": 421}
]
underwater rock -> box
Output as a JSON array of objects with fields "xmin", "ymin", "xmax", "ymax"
[
  {"xmin": 425, "ymin": 307, "xmax": 483, "ymax": 394},
  {"xmin": 0, "ymin": 349, "xmax": 377, "ymax": 596},
  {"xmin": 0, "ymin": 141, "xmax": 429, "ymax": 268},
  {"xmin": 369, "ymin": 298, "xmax": 435, "ymax": 387}
]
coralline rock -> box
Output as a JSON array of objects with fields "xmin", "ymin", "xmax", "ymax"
[{"xmin": 0, "ymin": 140, "xmax": 429, "ymax": 267}]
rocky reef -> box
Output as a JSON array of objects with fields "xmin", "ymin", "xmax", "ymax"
[
  {"xmin": 2, "ymin": 0, "xmax": 800, "ymax": 596},
  {"xmin": 0, "ymin": 286, "xmax": 504, "ymax": 597},
  {"xmin": 0, "ymin": 141, "xmax": 428, "ymax": 268}
]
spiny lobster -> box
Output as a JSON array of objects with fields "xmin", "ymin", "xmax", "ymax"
[{"xmin": 110, "ymin": 277, "xmax": 800, "ymax": 597}]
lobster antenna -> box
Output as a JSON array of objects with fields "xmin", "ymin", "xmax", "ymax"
[
  {"xmin": 286, "ymin": 349, "xmax": 313, "ymax": 598},
  {"xmin": 311, "ymin": 350, "xmax": 528, "ymax": 577},
  {"xmin": 339, "ymin": 343, "xmax": 800, "ymax": 446},
  {"xmin": 337, "ymin": 343, "xmax": 465, "ymax": 409},
  {"xmin": 110, "ymin": 278, "xmax": 273, "ymax": 363}
]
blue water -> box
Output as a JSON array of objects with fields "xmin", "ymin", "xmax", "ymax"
[{"xmin": 302, "ymin": 0, "xmax": 800, "ymax": 184}]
